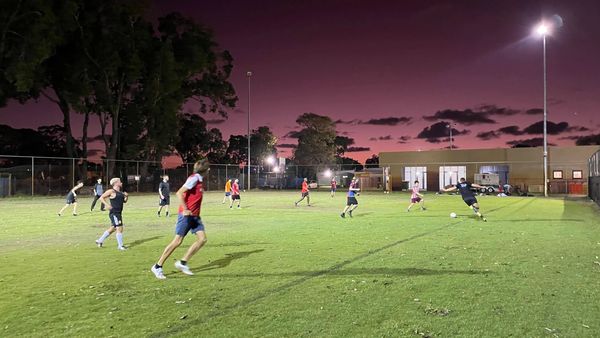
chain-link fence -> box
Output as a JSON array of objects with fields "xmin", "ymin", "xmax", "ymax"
[
  {"xmin": 589, "ymin": 151, "xmax": 600, "ymax": 206},
  {"xmin": 0, "ymin": 155, "xmax": 372, "ymax": 197}
]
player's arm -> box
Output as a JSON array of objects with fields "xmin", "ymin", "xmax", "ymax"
[
  {"xmin": 471, "ymin": 183, "xmax": 485, "ymax": 189},
  {"xmin": 176, "ymin": 185, "xmax": 190, "ymax": 215},
  {"xmin": 442, "ymin": 186, "xmax": 457, "ymax": 192},
  {"xmin": 123, "ymin": 191, "xmax": 128, "ymax": 203},
  {"xmin": 99, "ymin": 189, "xmax": 114, "ymax": 209}
]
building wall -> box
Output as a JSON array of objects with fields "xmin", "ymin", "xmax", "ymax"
[{"xmin": 380, "ymin": 145, "xmax": 600, "ymax": 193}]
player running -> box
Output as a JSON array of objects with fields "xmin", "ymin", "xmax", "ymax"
[
  {"xmin": 294, "ymin": 178, "xmax": 310, "ymax": 206},
  {"xmin": 58, "ymin": 181, "xmax": 84, "ymax": 216},
  {"xmin": 340, "ymin": 177, "xmax": 360, "ymax": 218},
  {"xmin": 442, "ymin": 177, "xmax": 487, "ymax": 221},
  {"xmin": 222, "ymin": 179, "xmax": 232, "ymax": 205},
  {"xmin": 95, "ymin": 178, "xmax": 129, "ymax": 250},
  {"xmin": 157, "ymin": 175, "xmax": 170, "ymax": 217},
  {"xmin": 90, "ymin": 178, "xmax": 105, "ymax": 211},
  {"xmin": 231, "ymin": 179, "xmax": 241, "ymax": 208},
  {"xmin": 330, "ymin": 177, "xmax": 337, "ymax": 197},
  {"xmin": 407, "ymin": 180, "xmax": 426, "ymax": 211},
  {"xmin": 151, "ymin": 159, "xmax": 210, "ymax": 279}
]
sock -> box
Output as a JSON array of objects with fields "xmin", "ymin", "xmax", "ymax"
[
  {"xmin": 158, "ymin": 211, "xmax": 161, "ymax": 215},
  {"xmin": 166, "ymin": 211, "xmax": 169, "ymax": 216},
  {"xmin": 116, "ymin": 233, "xmax": 123, "ymax": 247},
  {"xmin": 180, "ymin": 260, "xmax": 187, "ymax": 266},
  {"xmin": 154, "ymin": 264, "xmax": 162, "ymax": 269},
  {"xmin": 98, "ymin": 231, "xmax": 110, "ymax": 243}
]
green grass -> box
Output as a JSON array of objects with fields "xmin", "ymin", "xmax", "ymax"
[{"xmin": 1, "ymin": 191, "xmax": 600, "ymax": 337}]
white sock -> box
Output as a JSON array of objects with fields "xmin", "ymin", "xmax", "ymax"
[
  {"xmin": 98, "ymin": 231, "xmax": 110, "ymax": 243},
  {"xmin": 116, "ymin": 233, "xmax": 123, "ymax": 247}
]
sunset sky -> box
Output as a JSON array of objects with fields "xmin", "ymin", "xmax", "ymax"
[{"xmin": 2, "ymin": 0, "xmax": 599, "ymax": 162}]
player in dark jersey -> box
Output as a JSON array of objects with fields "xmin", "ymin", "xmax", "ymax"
[
  {"xmin": 151, "ymin": 158, "xmax": 210, "ymax": 279},
  {"xmin": 340, "ymin": 177, "xmax": 360, "ymax": 218},
  {"xmin": 443, "ymin": 177, "xmax": 487, "ymax": 221},
  {"xmin": 58, "ymin": 181, "xmax": 84, "ymax": 216},
  {"xmin": 90, "ymin": 178, "xmax": 105, "ymax": 211},
  {"xmin": 95, "ymin": 178, "xmax": 129, "ymax": 250},
  {"xmin": 157, "ymin": 175, "xmax": 170, "ymax": 217}
]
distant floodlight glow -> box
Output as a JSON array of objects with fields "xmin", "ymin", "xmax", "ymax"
[
  {"xmin": 273, "ymin": 166, "xmax": 280, "ymax": 173},
  {"xmin": 324, "ymin": 169, "xmax": 332, "ymax": 178},
  {"xmin": 266, "ymin": 156, "xmax": 276, "ymax": 165},
  {"xmin": 535, "ymin": 23, "xmax": 550, "ymax": 37}
]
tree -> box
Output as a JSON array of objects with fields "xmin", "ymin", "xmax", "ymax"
[
  {"xmin": 293, "ymin": 113, "xmax": 337, "ymax": 178},
  {"xmin": 365, "ymin": 154, "xmax": 379, "ymax": 168},
  {"xmin": 336, "ymin": 156, "xmax": 364, "ymax": 171},
  {"xmin": 0, "ymin": 124, "xmax": 78, "ymax": 158},
  {"xmin": 251, "ymin": 126, "xmax": 277, "ymax": 166},
  {"xmin": 174, "ymin": 113, "xmax": 226, "ymax": 164},
  {"xmin": 225, "ymin": 135, "xmax": 248, "ymax": 165},
  {"xmin": 334, "ymin": 136, "xmax": 355, "ymax": 157}
]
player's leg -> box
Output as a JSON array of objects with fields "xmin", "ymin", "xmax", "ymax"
[
  {"xmin": 420, "ymin": 198, "xmax": 426, "ymax": 210},
  {"xmin": 72, "ymin": 202, "xmax": 78, "ymax": 216},
  {"xmin": 96, "ymin": 226, "xmax": 115, "ymax": 247},
  {"xmin": 471, "ymin": 202, "xmax": 486, "ymax": 221},
  {"xmin": 348, "ymin": 202, "xmax": 358, "ymax": 217},
  {"xmin": 165, "ymin": 203, "xmax": 169, "ymax": 217},
  {"xmin": 340, "ymin": 205, "xmax": 350, "ymax": 217},
  {"xmin": 407, "ymin": 202, "xmax": 415, "ymax": 211},
  {"xmin": 175, "ymin": 218, "xmax": 207, "ymax": 275},
  {"xmin": 116, "ymin": 225, "xmax": 125, "ymax": 250},
  {"xmin": 91, "ymin": 195, "xmax": 98, "ymax": 211},
  {"xmin": 158, "ymin": 204, "xmax": 163, "ymax": 217},
  {"xmin": 58, "ymin": 204, "xmax": 69, "ymax": 216},
  {"xmin": 306, "ymin": 193, "xmax": 311, "ymax": 206},
  {"xmin": 295, "ymin": 194, "xmax": 305, "ymax": 206},
  {"xmin": 157, "ymin": 235, "xmax": 183, "ymax": 266},
  {"xmin": 222, "ymin": 194, "xmax": 227, "ymax": 204}
]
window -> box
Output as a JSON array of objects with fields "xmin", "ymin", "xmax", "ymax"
[
  {"xmin": 404, "ymin": 166, "xmax": 427, "ymax": 190},
  {"xmin": 439, "ymin": 166, "xmax": 467, "ymax": 190},
  {"xmin": 572, "ymin": 170, "xmax": 583, "ymax": 179},
  {"xmin": 552, "ymin": 170, "xmax": 563, "ymax": 179}
]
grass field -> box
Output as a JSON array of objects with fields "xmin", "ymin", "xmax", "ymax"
[{"xmin": 1, "ymin": 191, "xmax": 600, "ymax": 337}]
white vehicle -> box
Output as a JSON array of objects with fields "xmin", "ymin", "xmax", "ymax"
[{"xmin": 474, "ymin": 173, "xmax": 500, "ymax": 194}]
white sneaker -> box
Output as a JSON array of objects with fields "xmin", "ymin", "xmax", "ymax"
[
  {"xmin": 95, "ymin": 240, "xmax": 103, "ymax": 248},
  {"xmin": 151, "ymin": 265, "xmax": 166, "ymax": 279},
  {"xmin": 175, "ymin": 260, "xmax": 194, "ymax": 275},
  {"xmin": 118, "ymin": 246, "xmax": 127, "ymax": 251}
]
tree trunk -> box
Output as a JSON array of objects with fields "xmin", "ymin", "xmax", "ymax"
[
  {"xmin": 53, "ymin": 88, "xmax": 76, "ymax": 159},
  {"xmin": 80, "ymin": 108, "xmax": 90, "ymax": 179}
]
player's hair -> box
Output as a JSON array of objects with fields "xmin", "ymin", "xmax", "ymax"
[
  {"xmin": 460, "ymin": 177, "xmax": 466, "ymax": 182},
  {"xmin": 163, "ymin": 175, "xmax": 169, "ymax": 179},
  {"xmin": 76, "ymin": 180, "xmax": 83, "ymax": 185},
  {"xmin": 193, "ymin": 158, "xmax": 210, "ymax": 174},
  {"xmin": 110, "ymin": 177, "xmax": 120, "ymax": 186},
  {"xmin": 414, "ymin": 180, "xmax": 419, "ymax": 184}
]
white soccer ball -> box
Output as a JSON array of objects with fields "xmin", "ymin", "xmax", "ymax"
[{"xmin": 450, "ymin": 212, "xmax": 457, "ymax": 218}]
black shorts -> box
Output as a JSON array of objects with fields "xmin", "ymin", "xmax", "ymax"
[
  {"xmin": 66, "ymin": 192, "xmax": 76, "ymax": 204},
  {"xmin": 301, "ymin": 192, "xmax": 309, "ymax": 198},
  {"xmin": 347, "ymin": 197, "xmax": 358, "ymax": 206},
  {"xmin": 109, "ymin": 212, "xmax": 123, "ymax": 227},
  {"xmin": 232, "ymin": 194, "xmax": 241, "ymax": 200},
  {"xmin": 463, "ymin": 197, "xmax": 478, "ymax": 206},
  {"xmin": 159, "ymin": 195, "xmax": 170, "ymax": 206}
]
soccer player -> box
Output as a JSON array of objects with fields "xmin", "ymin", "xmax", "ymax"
[
  {"xmin": 90, "ymin": 178, "xmax": 105, "ymax": 211},
  {"xmin": 157, "ymin": 175, "xmax": 170, "ymax": 217},
  {"xmin": 58, "ymin": 181, "xmax": 84, "ymax": 216},
  {"xmin": 442, "ymin": 177, "xmax": 487, "ymax": 221},
  {"xmin": 222, "ymin": 179, "xmax": 232, "ymax": 205},
  {"xmin": 151, "ymin": 158, "xmax": 210, "ymax": 279},
  {"xmin": 95, "ymin": 178, "xmax": 128, "ymax": 250},
  {"xmin": 340, "ymin": 177, "xmax": 360, "ymax": 218},
  {"xmin": 330, "ymin": 177, "xmax": 337, "ymax": 197},
  {"xmin": 231, "ymin": 179, "xmax": 241, "ymax": 209},
  {"xmin": 294, "ymin": 178, "xmax": 310, "ymax": 206},
  {"xmin": 407, "ymin": 180, "xmax": 426, "ymax": 211}
]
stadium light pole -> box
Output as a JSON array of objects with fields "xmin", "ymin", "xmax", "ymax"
[
  {"xmin": 446, "ymin": 123, "xmax": 454, "ymax": 150},
  {"xmin": 247, "ymin": 71, "xmax": 252, "ymax": 190},
  {"xmin": 535, "ymin": 22, "xmax": 550, "ymax": 197}
]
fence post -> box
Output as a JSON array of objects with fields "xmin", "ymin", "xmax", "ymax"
[
  {"xmin": 136, "ymin": 161, "xmax": 140, "ymax": 193},
  {"xmin": 72, "ymin": 158, "xmax": 75, "ymax": 188},
  {"xmin": 31, "ymin": 156, "xmax": 34, "ymax": 196}
]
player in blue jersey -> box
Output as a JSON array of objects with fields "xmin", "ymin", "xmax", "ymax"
[{"xmin": 340, "ymin": 177, "xmax": 360, "ymax": 218}]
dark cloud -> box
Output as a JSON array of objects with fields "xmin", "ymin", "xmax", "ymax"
[
  {"xmin": 335, "ymin": 116, "xmax": 412, "ymax": 126},
  {"xmin": 506, "ymin": 138, "xmax": 557, "ymax": 148},
  {"xmin": 424, "ymin": 109, "xmax": 496, "ymax": 125},
  {"xmin": 522, "ymin": 121, "xmax": 588, "ymax": 135},
  {"xmin": 369, "ymin": 135, "xmax": 393, "ymax": 141},
  {"xmin": 397, "ymin": 136, "xmax": 411, "ymax": 144},
  {"xmin": 284, "ymin": 130, "xmax": 302, "ymax": 139},
  {"xmin": 548, "ymin": 98, "xmax": 565, "ymax": 106},
  {"xmin": 346, "ymin": 146, "xmax": 371, "ymax": 152},
  {"xmin": 574, "ymin": 134, "xmax": 600, "ymax": 146},
  {"xmin": 499, "ymin": 125, "xmax": 523, "ymax": 135},
  {"xmin": 476, "ymin": 131, "xmax": 501, "ymax": 140},
  {"xmin": 276, "ymin": 143, "xmax": 297, "ymax": 149},
  {"xmin": 477, "ymin": 104, "xmax": 520, "ymax": 116},
  {"xmin": 416, "ymin": 122, "xmax": 469, "ymax": 143},
  {"xmin": 525, "ymin": 108, "xmax": 544, "ymax": 115},
  {"xmin": 206, "ymin": 119, "xmax": 226, "ymax": 125}
]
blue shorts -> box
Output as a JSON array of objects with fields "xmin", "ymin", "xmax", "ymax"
[
  {"xmin": 225, "ymin": 192, "xmax": 231, "ymax": 196},
  {"xmin": 175, "ymin": 214, "xmax": 205, "ymax": 237}
]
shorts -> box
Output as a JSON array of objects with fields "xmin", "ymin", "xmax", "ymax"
[
  {"xmin": 463, "ymin": 197, "xmax": 478, "ymax": 206},
  {"xmin": 411, "ymin": 197, "xmax": 422, "ymax": 203},
  {"xmin": 301, "ymin": 192, "xmax": 309, "ymax": 198},
  {"xmin": 331, "ymin": 187, "xmax": 337, "ymax": 192},
  {"xmin": 347, "ymin": 197, "xmax": 358, "ymax": 206},
  {"xmin": 225, "ymin": 192, "xmax": 231, "ymax": 196},
  {"xmin": 66, "ymin": 192, "xmax": 76, "ymax": 204},
  {"xmin": 175, "ymin": 214, "xmax": 205, "ymax": 236},
  {"xmin": 159, "ymin": 195, "xmax": 170, "ymax": 206},
  {"xmin": 232, "ymin": 194, "xmax": 240, "ymax": 200},
  {"xmin": 109, "ymin": 212, "xmax": 123, "ymax": 227}
]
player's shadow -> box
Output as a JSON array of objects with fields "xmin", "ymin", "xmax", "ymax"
[
  {"xmin": 128, "ymin": 236, "xmax": 163, "ymax": 248},
  {"xmin": 496, "ymin": 218, "xmax": 584, "ymax": 222},
  {"xmin": 194, "ymin": 249, "xmax": 265, "ymax": 271},
  {"xmin": 215, "ymin": 242, "xmax": 271, "ymax": 247},
  {"xmin": 200, "ymin": 267, "xmax": 490, "ymax": 278},
  {"xmin": 351, "ymin": 212, "xmax": 373, "ymax": 218}
]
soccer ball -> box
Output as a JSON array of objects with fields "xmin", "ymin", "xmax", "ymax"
[{"xmin": 450, "ymin": 212, "xmax": 457, "ymax": 218}]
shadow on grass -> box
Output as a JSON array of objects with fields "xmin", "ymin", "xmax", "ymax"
[
  {"xmin": 198, "ymin": 267, "xmax": 490, "ymax": 278},
  {"xmin": 351, "ymin": 212, "xmax": 373, "ymax": 218},
  {"xmin": 195, "ymin": 249, "xmax": 265, "ymax": 271},
  {"xmin": 214, "ymin": 242, "xmax": 272, "ymax": 247},
  {"xmin": 128, "ymin": 235, "xmax": 163, "ymax": 248}
]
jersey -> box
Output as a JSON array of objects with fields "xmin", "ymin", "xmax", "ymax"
[
  {"xmin": 231, "ymin": 182, "xmax": 240, "ymax": 195},
  {"xmin": 110, "ymin": 190, "xmax": 126, "ymax": 213},
  {"xmin": 456, "ymin": 181, "xmax": 475, "ymax": 200},
  {"xmin": 225, "ymin": 180, "xmax": 232, "ymax": 192},
  {"xmin": 331, "ymin": 179, "xmax": 337, "ymax": 189},
  {"xmin": 411, "ymin": 185, "xmax": 420, "ymax": 199},
  {"xmin": 347, "ymin": 181, "xmax": 358, "ymax": 197},
  {"xmin": 94, "ymin": 183, "xmax": 104, "ymax": 196},
  {"xmin": 301, "ymin": 181, "xmax": 309, "ymax": 193},
  {"xmin": 159, "ymin": 181, "xmax": 170, "ymax": 197},
  {"xmin": 178, "ymin": 173, "xmax": 204, "ymax": 216}
]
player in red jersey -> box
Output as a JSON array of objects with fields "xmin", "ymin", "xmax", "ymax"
[
  {"xmin": 231, "ymin": 178, "xmax": 241, "ymax": 209},
  {"xmin": 407, "ymin": 180, "xmax": 426, "ymax": 212},
  {"xmin": 330, "ymin": 177, "xmax": 337, "ymax": 198},
  {"xmin": 151, "ymin": 159, "xmax": 210, "ymax": 279},
  {"xmin": 294, "ymin": 178, "xmax": 310, "ymax": 206}
]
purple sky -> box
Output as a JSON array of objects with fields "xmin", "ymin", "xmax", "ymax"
[{"xmin": 2, "ymin": 0, "xmax": 599, "ymax": 162}]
